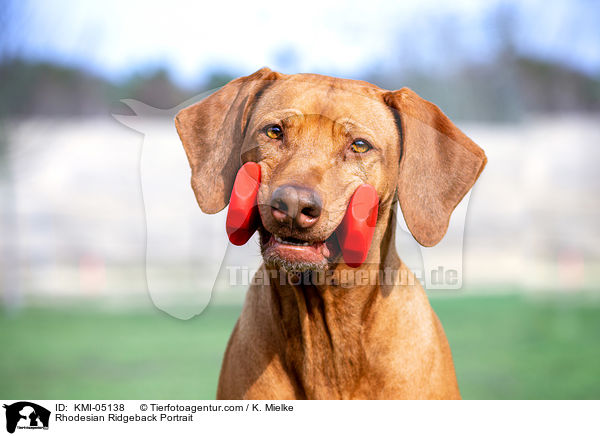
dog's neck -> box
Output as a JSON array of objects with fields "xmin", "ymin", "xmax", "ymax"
[{"xmin": 265, "ymin": 203, "xmax": 402, "ymax": 399}]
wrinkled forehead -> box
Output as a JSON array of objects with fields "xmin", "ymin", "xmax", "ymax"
[{"xmin": 252, "ymin": 76, "xmax": 394, "ymax": 129}]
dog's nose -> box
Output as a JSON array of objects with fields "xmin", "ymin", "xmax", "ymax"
[{"xmin": 270, "ymin": 184, "xmax": 322, "ymax": 229}]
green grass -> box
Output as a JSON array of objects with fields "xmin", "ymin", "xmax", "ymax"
[
  {"xmin": 1, "ymin": 294, "xmax": 599, "ymax": 399},
  {"xmin": 0, "ymin": 304, "xmax": 239, "ymax": 399},
  {"xmin": 432, "ymin": 293, "xmax": 600, "ymax": 399}
]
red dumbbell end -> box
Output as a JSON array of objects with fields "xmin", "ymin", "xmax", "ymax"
[
  {"xmin": 226, "ymin": 162, "xmax": 261, "ymax": 246},
  {"xmin": 337, "ymin": 184, "xmax": 379, "ymax": 268}
]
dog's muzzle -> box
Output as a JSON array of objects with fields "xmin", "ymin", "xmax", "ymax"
[{"xmin": 225, "ymin": 162, "xmax": 378, "ymax": 267}]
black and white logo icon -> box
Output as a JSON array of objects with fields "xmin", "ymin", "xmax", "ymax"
[{"xmin": 3, "ymin": 402, "xmax": 50, "ymax": 434}]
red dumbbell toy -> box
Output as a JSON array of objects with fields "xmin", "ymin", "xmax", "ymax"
[
  {"xmin": 336, "ymin": 184, "xmax": 379, "ymax": 267},
  {"xmin": 226, "ymin": 163, "xmax": 379, "ymax": 267},
  {"xmin": 226, "ymin": 162, "xmax": 261, "ymax": 246}
]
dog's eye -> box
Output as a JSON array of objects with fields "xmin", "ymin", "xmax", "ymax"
[
  {"xmin": 350, "ymin": 139, "xmax": 372, "ymax": 153},
  {"xmin": 265, "ymin": 125, "xmax": 283, "ymax": 140}
]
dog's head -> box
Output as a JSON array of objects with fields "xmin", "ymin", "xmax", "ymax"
[{"xmin": 176, "ymin": 67, "xmax": 486, "ymax": 272}]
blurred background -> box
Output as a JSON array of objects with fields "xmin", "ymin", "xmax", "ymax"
[{"xmin": 1, "ymin": 0, "xmax": 599, "ymax": 399}]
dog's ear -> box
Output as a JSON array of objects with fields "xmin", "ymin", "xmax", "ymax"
[
  {"xmin": 175, "ymin": 67, "xmax": 282, "ymax": 214},
  {"xmin": 385, "ymin": 88, "xmax": 487, "ymax": 247}
]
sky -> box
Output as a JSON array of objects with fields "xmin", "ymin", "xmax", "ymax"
[{"xmin": 3, "ymin": 0, "xmax": 600, "ymax": 86}]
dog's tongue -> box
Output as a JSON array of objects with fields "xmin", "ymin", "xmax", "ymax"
[
  {"xmin": 336, "ymin": 184, "xmax": 379, "ymax": 268},
  {"xmin": 321, "ymin": 241, "xmax": 331, "ymax": 258}
]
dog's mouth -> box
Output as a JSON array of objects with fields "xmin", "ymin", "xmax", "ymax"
[{"xmin": 259, "ymin": 228, "xmax": 340, "ymax": 272}]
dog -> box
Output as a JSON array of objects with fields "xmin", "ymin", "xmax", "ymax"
[{"xmin": 175, "ymin": 67, "xmax": 486, "ymax": 399}]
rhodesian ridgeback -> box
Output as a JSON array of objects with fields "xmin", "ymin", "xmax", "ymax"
[{"xmin": 176, "ymin": 67, "xmax": 486, "ymax": 399}]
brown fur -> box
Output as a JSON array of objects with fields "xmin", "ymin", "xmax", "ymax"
[{"xmin": 175, "ymin": 68, "xmax": 486, "ymax": 399}]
